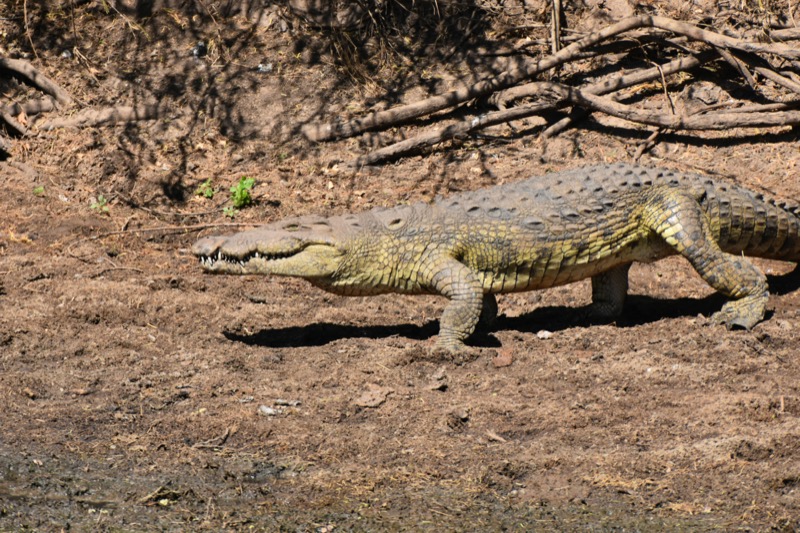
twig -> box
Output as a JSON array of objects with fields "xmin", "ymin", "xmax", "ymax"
[
  {"xmin": 89, "ymin": 267, "xmax": 146, "ymax": 278},
  {"xmin": 304, "ymin": 15, "xmax": 800, "ymax": 142},
  {"xmin": 633, "ymin": 129, "xmax": 662, "ymax": 161},
  {"xmin": 700, "ymin": 101, "xmax": 800, "ymax": 114},
  {"xmin": 551, "ymin": 0, "xmax": 563, "ymax": 55},
  {"xmin": 714, "ymin": 46, "xmax": 756, "ymax": 89},
  {"xmin": 192, "ymin": 427, "xmax": 234, "ymax": 449},
  {"xmin": 65, "ymin": 222, "xmax": 251, "ymax": 261},
  {"xmin": 23, "ymin": 0, "xmax": 38, "ymax": 60}
]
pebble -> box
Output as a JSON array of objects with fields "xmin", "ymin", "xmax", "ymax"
[
  {"xmin": 274, "ymin": 399, "xmax": 301, "ymax": 406},
  {"xmin": 192, "ymin": 41, "xmax": 208, "ymax": 58},
  {"xmin": 257, "ymin": 405, "xmax": 281, "ymax": 416},
  {"xmin": 536, "ymin": 330, "xmax": 553, "ymax": 339}
]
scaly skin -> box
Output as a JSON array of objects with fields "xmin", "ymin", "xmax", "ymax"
[{"xmin": 193, "ymin": 163, "xmax": 800, "ymax": 352}]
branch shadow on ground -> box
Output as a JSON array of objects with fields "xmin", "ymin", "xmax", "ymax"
[{"xmin": 224, "ymin": 267, "xmax": 800, "ymax": 348}]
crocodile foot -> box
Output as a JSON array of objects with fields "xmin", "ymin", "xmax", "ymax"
[{"xmin": 710, "ymin": 294, "xmax": 768, "ymax": 330}]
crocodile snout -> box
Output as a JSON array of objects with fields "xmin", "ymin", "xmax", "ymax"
[{"xmin": 192, "ymin": 235, "xmax": 227, "ymax": 257}]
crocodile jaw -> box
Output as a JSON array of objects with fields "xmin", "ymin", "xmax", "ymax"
[{"xmin": 193, "ymin": 234, "xmax": 344, "ymax": 279}]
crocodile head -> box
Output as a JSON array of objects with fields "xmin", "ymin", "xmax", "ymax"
[{"xmin": 192, "ymin": 215, "xmax": 353, "ymax": 281}]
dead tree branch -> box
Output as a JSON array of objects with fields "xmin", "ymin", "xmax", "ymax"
[
  {"xmin": 349, "ymin": 51, "xmax": 716, "ymax": 167},
  {"xmin": 558, "ymin": 83, "xmax": 800, "ymax": 130},
  {"xmin": 304, "ymin": 16, "xmax": 650, "ymax": 142},
  {"xmin": 304, "ymin": 15, "xmax": 800, "ymax": 143}
]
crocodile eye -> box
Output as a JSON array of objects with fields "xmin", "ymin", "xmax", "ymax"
[
  {"xmin": 284, "ymin": 223, "xmax": 299, "ymax": 231},
  {"xmin": 387, "ymin": 218, "xmax": 405, "ymax": 229}
]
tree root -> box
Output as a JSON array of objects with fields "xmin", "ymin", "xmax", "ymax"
[
  {"xmin": 37, "ymin": 104, "xmax": 162, "ymax": 130},
  {"xmin": 0, "ymin": 57, "xmax": 72, "ymax": 106}
]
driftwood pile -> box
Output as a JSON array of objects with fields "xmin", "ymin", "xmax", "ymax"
[{"xmin": 300, "ymin": 15, "xmax": 800, "ymax": 168}]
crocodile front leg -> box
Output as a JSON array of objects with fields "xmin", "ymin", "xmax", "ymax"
[
  {"xmin": 641, "ymin": 187, "xmax": 769, "ymax": 329},
  {"xmin": 425, "ymin": 256, "xmax": 484, "ymax": 352},
  {"xmin": 478, "ymin": 293, "xmax": 499, "ymax": 330}
]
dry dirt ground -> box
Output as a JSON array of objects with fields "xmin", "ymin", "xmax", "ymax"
[{"xmin": 1, "ymin": 1, "xmax": 800, "ymax": 531}]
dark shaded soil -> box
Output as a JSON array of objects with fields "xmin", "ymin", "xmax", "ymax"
[{"xmin": 1, "ymin": 1, "xmax": 799, "ymax": 531}]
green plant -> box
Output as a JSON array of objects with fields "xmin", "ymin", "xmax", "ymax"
[
  {"xmin": 223, "ymin": 206, "xmax": 237, "ymax": 218},
  {"xmin": 33, "ymin": 186, "xmax": 44, "ymax": 196},
  {"xmin": 230, "ymin": 176, "xmax": 255, "ymax": 208},
  {"xmin": 195, "ymin": 179, "xmax": 215, "ymax": 199},
  {"xmin": 91, "ymin": 195, "xmax": 110, "ymax": 214}
]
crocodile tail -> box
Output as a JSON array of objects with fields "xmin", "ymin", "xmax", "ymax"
[
  {"xmin": 750, "ymin": 193, "xmax": 800, "ymax": 262},
  {"xmin": 765, "ymin": 196, "xmax": 800, "ymax": 262},
  {"xmin": 705, "ymin": 184, "xmax": 800, "ymax": 262}
]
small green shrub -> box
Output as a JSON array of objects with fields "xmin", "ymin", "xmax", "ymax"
[
  {"xmin": 195, "ymin": 179, "xmax": 215, "ymax": 199},
  {"xmin": 230, "ymin": 176, "xmax": 255, "ymax": 208},
  {"xmin": 91, "ymin": 195, "xmax": 110, "ymax": 214}
]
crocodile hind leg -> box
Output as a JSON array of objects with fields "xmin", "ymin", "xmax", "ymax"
[
  {"xmin": 641, "ymin": 187, "xmax": 769, "ymax": 329},
  {"xmin": 590, "ymin": 263, "xmax": 631, "ymax": 321}
]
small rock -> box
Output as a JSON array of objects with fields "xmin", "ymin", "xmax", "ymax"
[
  {"xmin": 257, "ymin": 62, "xmax": 273, "ymax": 73},
  {"xmin": 536, "ymin": 330, "xmax": 553, "ymax": 340},
  {"xmin": 257, "ymin": 405, "xmax": 280, "ymax": 416},
  {"xmin": 427, "ymin": 380, "xmax": 448, "ymax": 392},
  {"xmin": 192, "ymin": 41, "xmax": 208, "ymax": 58},
  {"xmin": 353, "ymin": 384, "xmax": 393, "ymax": 408},
  {"xmin": 274, "ymin": 399, "xmax": 301, "ymax": 406},
  {"xmin": 447, "ymin": 408, "xmax": 469, "ymax": 429},
  {"xmin": 427, "ymin": 366, "xmax": 448, "ymax": 391},
  {"xmin": 492, "ymin": 350, "xmax": 513, "ymax": 368}
]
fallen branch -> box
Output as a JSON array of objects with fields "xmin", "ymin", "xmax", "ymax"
[
  {"xmin": 0, "ymin": 57, "xmax": 72, "ymax": 106},
  {"xmin": 559, "ymin": 82, "xmax": 800, "ymax": 130},
  {"xmin": 304, "ymin": 15, "xmax": 650, "ymax": 141},
  {"xmin": 349, "ymin": 51, "xmax": 715, "ymax": 167},
  {"xmin": 37, "ymin": 104, "xmax": 162, "ymax": 130},
  {"xmin": 348, "ymin": 98, "xmax": 566, "ymax": 168},
  {"xmin": 305, "ymin": 15, "xmax": 800, "ymax": 142}
]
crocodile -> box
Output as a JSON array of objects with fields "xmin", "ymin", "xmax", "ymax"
[{"xmin": 193, "ymin": 163, "xmax": 800, "ymax": 353}]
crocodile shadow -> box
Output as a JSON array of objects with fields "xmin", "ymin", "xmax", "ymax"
[{"xmin": 225, "ymin": 269, "xmax": 800, "ymax": 348}]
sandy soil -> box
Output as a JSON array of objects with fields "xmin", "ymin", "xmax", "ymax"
[{"xmin": 1, "ymin": 1, "xmax": 799, "ymax": 530}]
